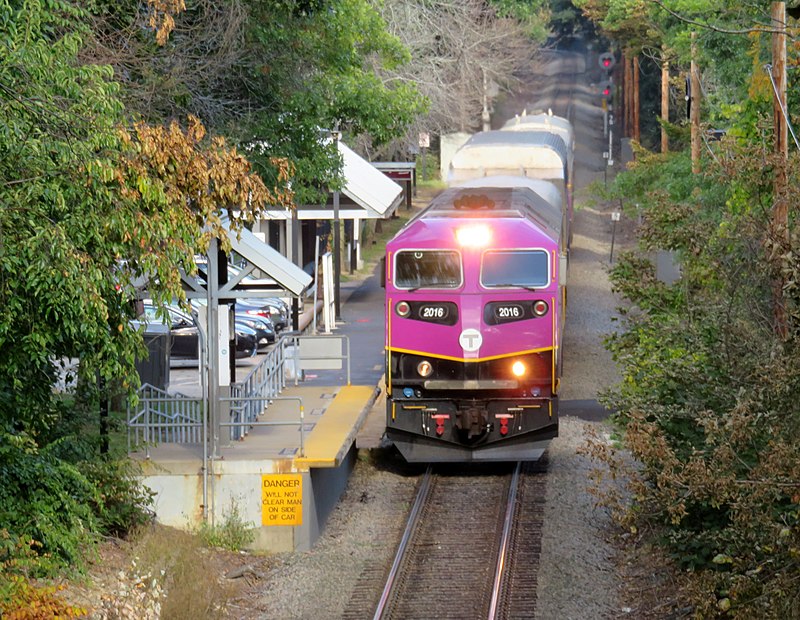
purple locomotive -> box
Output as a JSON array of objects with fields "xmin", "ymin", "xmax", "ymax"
[{"xmin": 383, "ymin": 175, "xmax": 568, "ymax": 462}]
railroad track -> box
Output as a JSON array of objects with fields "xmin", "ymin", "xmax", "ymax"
[{"xmin": 359, "ymin": 459, "xmax": 547, "ymax": 620}]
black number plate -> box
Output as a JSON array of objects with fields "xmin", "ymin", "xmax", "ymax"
[
  {"xmin": 407, "ymin": 302, "xmax": 458, "ymax": 326},
  {"xmin": 493, "ymin": 303, "xmax": 524, "ymax": 321},
  {"xmin": 484, "ymin": 301, "xmax": 536, "ymax": 325}
]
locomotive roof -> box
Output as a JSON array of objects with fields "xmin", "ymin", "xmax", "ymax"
[
  {"xmin": 448, "ymin": 130, "xmax": 569, "ymax": 185},
  {"xmin": 455, "ymin": 175, "xmax": 562, "ymax": 213},
  {"xmin": 397, "ymin": 185, "xmax": 562, "ymax": 244}
]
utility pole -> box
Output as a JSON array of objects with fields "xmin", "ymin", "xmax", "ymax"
[
  {"xmin": 661, "ymin": 48, "xmax": 669, "ymax": 153},
  {"xmin": 690, "ymin": 32, "xmax": 701, "ymax": 174},
  {"xmin": 482, "ymin": 69, "xmax": 491, "ymax": 132},
  {"xmin": 633, "ymin": 55, "xmax": 640, "ymax": 143},
  {"xmin": 332, "ymin": 123, "xmax": 342, "ymax": 322},
  {"xmin": 771, "ymin": 1, "xmax": 789, "ymax": 337}
]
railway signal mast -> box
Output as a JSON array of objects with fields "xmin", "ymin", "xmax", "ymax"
[{"xmin": 599, "ymin": 52, "xmax": 615, "ymax": 172}]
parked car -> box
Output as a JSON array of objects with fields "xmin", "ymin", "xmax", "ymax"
[
  {"xmin": 183, "ymin": 301, "xmax": 276, "ymax": 351},
  {"xmin": 193, "ymin": 260, "xmax": 291, "ymax": 331},
  {"xmin": 236, "ymin": 298, "xmax": 289, "ymax": 332},
  {"xmin": 141, "ymin": 302, "xmax": 258, "ymax": 364},
  {"xmin": 233, "ymin": 313, "xmax": 276, "ymax": 350}
]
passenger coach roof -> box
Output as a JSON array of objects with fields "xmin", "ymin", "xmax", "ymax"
[
  {"xmin": 502, "ymin": 113, "xmax": 574, "ymax": 148},
  {"xmin": 408, "ymin": 185, "xmax": 562, "ymax": 240},
  {"xmin": 457, "ymin": 130, "xmax": 568, "ymax": 165}
]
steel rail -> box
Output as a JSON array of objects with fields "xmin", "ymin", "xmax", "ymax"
[
  {"xmin": 372, "ymin": 466, "xmax": 433, "ymax": 620},
  {"xmin": 488, "ymin": 461, "xmax": 523, "ymax": 619}
]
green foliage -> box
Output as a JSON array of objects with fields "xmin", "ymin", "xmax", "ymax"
[
  {"xmin": 602, "ymin": 115, "xmax": 800, "ymax": 613},
  {"xmin": 195, "ymin": 501, "xmax": 255, "ymax": 552},
  {"xmin": 241, "ymin": 0, "xmax": 426, "ymax": 204},
  {"xmin": 0, "ymin": 431, "xmax": 155, "ymax": 577},
  {"xmin": 0, "ymin": 433, "xmax": 99, "ymax": 573},
  {"xmin": 489, "ymin": 0, "xmax": 552, "ymax": 40},
  {"xmin": 79, "ymin": 458, "xmax": 155, "ymax": 537},
  {"xmin": 85, "ymin": 0, "xmax": 426, "ymax": 206}
]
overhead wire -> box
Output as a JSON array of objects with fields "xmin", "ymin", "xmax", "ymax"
[{"xmin": 764, "ymin": 63, "xmax": 800, "ymax": 152}]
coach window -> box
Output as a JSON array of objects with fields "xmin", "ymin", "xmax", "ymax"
[
  {"xmin": 481, "ymin": 250, "xmax": 549, "ymax": 289},
  {"xmin": 394, "ymin": 250, "xmax": 461, "ymax": 289}
]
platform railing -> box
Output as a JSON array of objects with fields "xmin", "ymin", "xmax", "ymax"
[
  {"xmin": 128, "ymin": 331, "xmax": 351, "ymax": 451},
  {"xmin": 127, "ymin": 383, "xmax": 204, "ymax": 457},
  {"xmin": 228, "ymin": 335, "xmax": 290, "ymax": 440}
]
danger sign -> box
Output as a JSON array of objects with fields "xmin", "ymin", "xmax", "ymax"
[{"xmin": 261, "ymin": 474, "xmax": 303, "ymax": 526}]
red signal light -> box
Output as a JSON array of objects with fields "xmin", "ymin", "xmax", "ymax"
[{"xmin": 598, "ymin": 53, "xmax": 615, "ymax": 72}]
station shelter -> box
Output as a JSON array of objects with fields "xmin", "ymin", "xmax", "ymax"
[{"xmin": 253, "ymin": 140, "xmax": 403, "ymax": 280}]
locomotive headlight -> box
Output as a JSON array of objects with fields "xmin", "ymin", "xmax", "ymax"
[
  {"xmin": 455, "ymin": 224, "xmax": 491, "ymax": 247},
  {"xmin": 396, "ymin": 301, "xmax": 411, "ymax": 317},
  {"xmin": 532, "ymin": 300, "xmax": 549, "ymax": 317},
  {"xmin": 417, "ymin": 360, "xmax": 433, "ymax": 377},
  {"xmin": 511, "ymin": 360, "xmax": 526, "ymax": 377}
]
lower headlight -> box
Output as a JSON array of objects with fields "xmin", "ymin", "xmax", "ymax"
[
  {"xmin": 417, "ymin": 360, "xmax": 433, "ymax": 377},
  {"xmin": 511, "ymin": 360, "xmax": 526, "ymax": 377}
]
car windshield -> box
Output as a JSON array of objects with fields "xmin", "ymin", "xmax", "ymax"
[
  {"xmin": 481, "ymin": 250, "xmax": 550, "ymax": 289},
  {"xmin": 394, "ymin": 250, "xmax": 461, "ymax": 289}
]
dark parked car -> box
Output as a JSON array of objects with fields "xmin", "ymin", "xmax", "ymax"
[
  {"xmin": 142, "ymin": 303, "xmax": 258, "ymax": 364},
  {"xmin": 182, "ymin": 301, "xmax": 276, "ymax": 351},
  {"xmin": 236, "ymin": 298, "xmax": 289, "ymax": 332},
  {"xmin": 234, "ymin": 312, "xmax": 276, "ymax": 350},
  {"xmin": 194, "ymin": 260, "xmax": 291, "ymax": 331}
]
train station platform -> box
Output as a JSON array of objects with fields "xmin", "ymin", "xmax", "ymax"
[
  {"xmin": 133, "ymin": 275, "xmax": 389, "ymax": 553},
  {"xmin": 135, "ymin": 382, "xmax": 382, "ymax": 553}
]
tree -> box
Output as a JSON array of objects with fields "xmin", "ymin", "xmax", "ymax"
[
  {"xmin": 587, "ymin": 2, "xmax": 800, "ymax": 614},
  {"xmin": 372, "ymin": 0, "xmax": 543, "ymax": 157},
  {"xmin": 0, "ymin": 0, "xmax": 296, "ymax": 571},
  {"xmin": 83, "ymin": 0, "xmax": 427, "ymax": 204},
  {"xmin": 0, "ymin": 0, "xmax": 290, "ymax": 436}
]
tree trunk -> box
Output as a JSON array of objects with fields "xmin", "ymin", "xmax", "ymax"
[
  {"xmin": 633, "ymin": 55, "xmax": 640, "ymax": 143},
  {"xmin": 690, "ymin": 32, "xmax": 701, "ymax": 173},
  {"xmin": 623, "ymin": 53, "xmax": 632, "ymax": 138}
]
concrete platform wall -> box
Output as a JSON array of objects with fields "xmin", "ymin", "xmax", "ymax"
[{"xmin": 139, "ymin": 445, "xmax": 358, "ymax": 552}]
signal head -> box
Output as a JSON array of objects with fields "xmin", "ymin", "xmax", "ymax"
[{"xmin": 599, "ymin": 53, "xmax": 615, "ymax": 72}]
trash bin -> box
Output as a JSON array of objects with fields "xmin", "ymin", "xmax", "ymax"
[{"xmin": 133, "ymin": 321, "xmax": 171, "ymax": 390}]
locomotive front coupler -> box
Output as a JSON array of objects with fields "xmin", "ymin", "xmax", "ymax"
[{"xmin": 455, "ymin": 400, "xmax": 490, "ymax": 439}]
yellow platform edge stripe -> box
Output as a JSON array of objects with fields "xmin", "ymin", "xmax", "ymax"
[{"xmin": 293, "ymin": 385, "xmax": 380, "ymax": 469}]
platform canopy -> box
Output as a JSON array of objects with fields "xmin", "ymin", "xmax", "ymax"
[
  {"xmin": 260, "ymin": 140, "xmax": 403, "ymax": 221},
  {"xmin": 226, "ymin": 223, "xmax": 312, "ymax": 296},
  {"xmin": 181, "ymin": 220, "xmax": 312, "ymax": 299}
]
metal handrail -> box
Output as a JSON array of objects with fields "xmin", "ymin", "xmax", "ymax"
[
  {"xmin": 127, "ymin": 384, "xmax": 203, "ymax": 457},
  {"xmin": 220, "ymin": 395, "xmax": 305, "ymax": 456}
]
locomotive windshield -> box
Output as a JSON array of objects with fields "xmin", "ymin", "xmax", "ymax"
[
  {"xmin": 394, "ymin": 250, "xmax": 461, "ymax": 289},
  {"xmin": 481, "ymin": 250, "xmax": 549, "ymax": 289}
]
